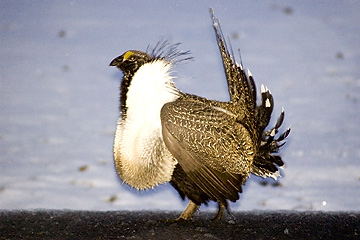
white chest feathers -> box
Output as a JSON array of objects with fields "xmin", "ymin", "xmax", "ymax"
[{"xmin": 113, "ymin": 60, "xmax": 179, "ymax": 190}]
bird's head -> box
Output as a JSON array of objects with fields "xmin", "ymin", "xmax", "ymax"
[
  {"xmin": 110, "ymin": 41, "xmax": 192, "ymax": 75},
  {"xmin": 110, "ymin": 50, "xmax": 153, "ymax": 75}
]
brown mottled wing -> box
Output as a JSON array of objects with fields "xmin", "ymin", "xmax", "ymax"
[{"xmin": 160, "ymin": 97, "xmax": 254, "ymax": 203}]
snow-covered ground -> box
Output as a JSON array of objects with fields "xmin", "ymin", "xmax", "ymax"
[{"xmin": 1, "ymin": 1, "xmax": 359, "ymax": 212}]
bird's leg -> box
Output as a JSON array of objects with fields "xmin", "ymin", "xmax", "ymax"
[
  {"xmin": 176, "ymin": 200, "xmax": 200, "ymax": 221},
  {"xmin": 212, "ymin": 202, "xmax": 225, "ymax": 221},
  {"xmin": 162, "ymin": 200, "xmax": 199, "ymax": 223}
]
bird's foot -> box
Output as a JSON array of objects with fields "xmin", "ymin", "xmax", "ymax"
[
  {"xmin": 162, "ymin": 200, "xmax": 200, "ymax": 223},
  {"xmin": 212, "ymin": 202, "xmax": 236, "ymax": 223}
]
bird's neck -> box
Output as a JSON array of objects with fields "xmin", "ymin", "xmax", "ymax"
[{"xmin": 120, "ymin": 73, "xmax": 132, "ymax": 114}]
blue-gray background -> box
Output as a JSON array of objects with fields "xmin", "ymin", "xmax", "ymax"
[{"xmin": 1, "ymin": 1, "xmax": 359, "ymax": 212}]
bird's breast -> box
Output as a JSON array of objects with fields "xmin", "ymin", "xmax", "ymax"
[{"xmin": 113, "ymin": 60, "xmax": 179, "ymax": 189}]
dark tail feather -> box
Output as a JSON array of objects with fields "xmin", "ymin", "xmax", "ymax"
[
  {"xmin": 209, "ymin": 8, "xmax": 290, "ymax": 179},
  {"xmin": 256, "ymin": 84, "xmax": 274, "ymax": 134},
  {"xmin": 252, "ymin": 108, "xmax": 291, "ymax": 179},
  {"xmin": 210, "ymin": 8, "xmax": 256, "ymax": 113}
]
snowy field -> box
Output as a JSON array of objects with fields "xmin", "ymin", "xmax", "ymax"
[{"xmin": 1, "ymin": 1, "xmax": 359, "ymax": 213}]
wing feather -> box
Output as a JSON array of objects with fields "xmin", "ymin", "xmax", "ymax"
[{"xmin": 161, "ymin": 96, "xmax": 253, "ymax": 203}]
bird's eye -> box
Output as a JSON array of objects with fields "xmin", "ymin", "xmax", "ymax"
[{"xmin": 128, "ymin": 56, "xmax": 136, "ymax": 61}]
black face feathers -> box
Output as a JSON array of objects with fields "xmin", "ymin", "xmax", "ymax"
[
  {"xmin": 110, "ymin": 50, "xmax": 153, "ymax": 74},
  {"xmin": 110, "ymin": 40, "xmax": 193, "ymax": 76}
]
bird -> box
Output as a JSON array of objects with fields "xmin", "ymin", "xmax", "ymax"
[{"xmin": 109, "ymin": 9, "xmax": 290, "ymax": 221}]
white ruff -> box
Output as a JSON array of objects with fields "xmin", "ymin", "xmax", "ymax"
[{"xmin": 113, "ymin": 60, "xmax": 179, "ymax": 190}]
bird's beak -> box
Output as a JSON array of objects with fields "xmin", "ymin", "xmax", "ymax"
[{"xmin": 109, "ymin": 55, "xmax": 124, "ymax": 67}]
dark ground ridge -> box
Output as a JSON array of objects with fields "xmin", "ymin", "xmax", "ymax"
[{"xmin": 0, "ymin": 210, "xmax": 359, "ymax": 240}]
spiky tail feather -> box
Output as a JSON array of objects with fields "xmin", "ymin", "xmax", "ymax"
[
  {"xmin": 209, "ymin": 8, "xmax": 290, "ymax": 180},
  {"xmin": 252, "ymin": 94, "xmax": 291, "ymax": 179}
]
